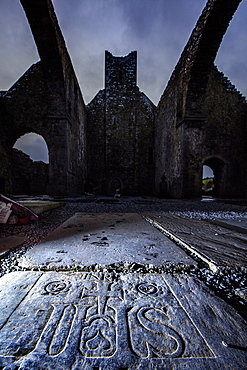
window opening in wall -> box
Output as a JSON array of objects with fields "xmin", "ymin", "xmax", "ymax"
[
  {"xmin": 202, "ymin": 165, "xmax": 214, "ymax": 195},
  {"xmin": 108, "ymin": 177, "xmax": 123, "ymax": 196},
  {"xmin": 13, "ymin": 133, "xmax": 49, "ymax": 163}
]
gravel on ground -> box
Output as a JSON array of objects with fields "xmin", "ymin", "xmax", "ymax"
[{"xmin": 0, "ymin": 196, "xmax": 247, "ymax": 319}]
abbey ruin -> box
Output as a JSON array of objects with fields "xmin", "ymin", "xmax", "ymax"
[{"xmin": 0, "ymin": 0, "xmax": 246, "ymax": 198}]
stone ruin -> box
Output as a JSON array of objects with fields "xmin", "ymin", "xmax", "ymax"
[{"xmin": 0, "ymin": 0, "xmax": 246, "ymax": 198}]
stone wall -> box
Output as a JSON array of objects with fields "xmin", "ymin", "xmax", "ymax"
[
  {"xmin": 87, "ymin": 51, "xmax": 155, "ymax": 195},
  {"xmin": 0, "ymin": 0, "xmax": 87, "ymax": 196},
  {"xmin": 0, "ymin": 63, "xmax": 49, "ymax": 195},
  {"xmin": 202, "ymin": 67, "xmax": 247, "ymax": 197},
  {"xmin": 0, "ymin": 148, "xmax": 48, "ymax": 196},
  {"xmin": 0, "ymin": 0, "xmax": 246, "ymax": 199},
  {"xmin": 10, "ymin": 149, "xmax": 48, "ymax": 195},
  {"xmin": 155, "ymin": 0, "xmax": 245, "ymax": 198}
]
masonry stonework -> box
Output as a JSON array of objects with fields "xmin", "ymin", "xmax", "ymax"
[
  {"xmin": 0, "ymin": 0, "xmax": 246, "ymax": 198},
  {"xmin": 0, "ymin": 0, "xmax": 87, "ymax": 196},
  {"xmin": 87, "ymin": 51, "xmax": 155, "ymax": 195},
  {"xmin": 155, "ymin": 0, "xmax": 246, "ymax": 198}
]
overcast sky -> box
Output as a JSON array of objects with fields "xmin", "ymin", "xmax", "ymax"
[{"xmin": 1, "ymin": 0, "xmax": 247, "ymax": 165}]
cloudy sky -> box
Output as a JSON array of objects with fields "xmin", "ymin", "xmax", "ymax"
[{"xmin": 1, "ymin": 0, "xmax": 246, "ymax": 165}]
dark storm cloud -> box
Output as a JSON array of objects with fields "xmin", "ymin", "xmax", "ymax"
[
  {"xmin": 51, "ymin": 0, "xmax": 247, "ymax": 104},
  {"xmin": 0, "ymin": 0, "xmax": 38, "ymax": 90},
  {"xmin": 1, "ymin": 0, "xmax": 246, "ymax": 104},
  {"xmin": 120, "ymin": 0, "xmax": 204, "ymax": 39},
  {"xmin": 51, "ymin": 0, "xmax": 207, "ymax": 104},
  {"xmin": 117, "ymin": 0, "xmax": 206, "ymax": 102}
]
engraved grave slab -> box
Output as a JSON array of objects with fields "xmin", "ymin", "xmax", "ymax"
[
  {"xmin": 0, "ymin": 236, "xmax": 26, "ymax": 256},
  {"xmin": 20, "ymin": 213, "xmax": 196, "ymax": 269},
  {"xmin": 0, "ymin": 271, "xmax": 246, "ymax": 369},
  {"xmin": 146, "ymin": 213, "xmax": 247, "ymax": 269}
]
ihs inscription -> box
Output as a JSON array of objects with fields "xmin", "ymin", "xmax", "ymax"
[{"xmin": 0, "ymin": 272, "xmax": 215, "ymax": 369}]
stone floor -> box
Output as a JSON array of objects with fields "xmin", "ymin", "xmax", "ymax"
[
  {"xmin": 0, "ymin": 271, "xmax": 246, "ymax": 369},
  {"xmin": 20, "ymin": 213, "xmax": 196, "ymax": 270},
  {"xmin": 145, "ymin": 213, "xmax": 247, "ymax": 271},
  {"xmin": 0, "ymin": 197, "xmax": 247, "ymax": 369}
]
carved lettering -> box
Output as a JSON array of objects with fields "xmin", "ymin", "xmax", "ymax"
[
  {"xmin": 48, "ymin": 304, "xmax": 77, "ymax": 356},
  {"xmin": 136, "ymin": 283, "xmax": 158, "ymax": 295},
  {"xmin": 80, "ymin": 316, "xmax": 117, "ymax": 357},
  {"xmin": 128, "ymin": 306, "xmax": 184, "ymax": 358},
  {"xmin": 0, "ymin": 272, "xmax": 215, "ymax": 366}
]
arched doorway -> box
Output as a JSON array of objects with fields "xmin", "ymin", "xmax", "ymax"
[
  {"xmin": 202, "ymin": 165, "xmax": 214, "ymax": 195},
  {"xmin": 12, "ymin": 132, "xmax": 49, "ymax": 195},
  {"xmin": 108, "ymin": 178, "xmax": 123, "ymax": 196},
  {"xmin": 202, "ymin": 158, "xmax": 225, "ymax": 197}
]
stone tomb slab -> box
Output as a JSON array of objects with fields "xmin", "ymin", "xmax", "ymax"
[
  {"xmin": 146, "ymin": 214, "xmax": 247, "ymax": 270},
  {"xmin": 0, "ymin": 236, "xmax": 26, "ymax": 256},
  {"xmin": 212, "ymin": 217, "xmax": 247, "ymax": 234},
  {"xmin": 0, "ymin": 271, "xmax": 246, "ymax": 369},
  {"xmin": 18, "ymin": 200, "xmax": 65, "ymax": 215},
  {"xmin": 20, "ymin": 213, "xmax": 195, "ymax": 269}
]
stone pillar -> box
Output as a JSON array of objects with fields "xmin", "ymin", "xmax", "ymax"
[
  {"xmin": 179, "ymin": 116, "xmax": 205, "ymax": 198},
  {"xmin": 47, "ymin": 117, "xmax": 70, "ymax": 196}
]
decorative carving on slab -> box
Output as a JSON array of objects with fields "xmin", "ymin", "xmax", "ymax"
[
  {"xmin": 0, "ymin": 272, "xmax": 220, "ymax": 369},
  {"xmin": 128, "ymin": 306, "xmax": 184, "ymax": 358},
  {"xmin": 44, "ymin": 280, "xmax": 70, "ymax": 295}
]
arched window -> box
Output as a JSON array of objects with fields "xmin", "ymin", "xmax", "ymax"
[{"xmin": 13, "ymin": 133, "xmax": 49, "ymax": 163}]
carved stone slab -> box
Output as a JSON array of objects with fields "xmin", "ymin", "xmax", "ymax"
[
  {"xmin": 0, "ymin": 236, "xmax": 26, "ymax": 256},
  {"xmin": 146, "ymin": 214, "xmax": 247, "ymax": 270},
  {"xmin": 0, "ymin": 271, "xmax": 246, "ymax": 369},
  {"xmin": 20, "ymin": 213, "xmax": 195, "ymax": 269},
  {"xmin": 212, "ymin": 217, "xmax": 247, "ymax": 234}
]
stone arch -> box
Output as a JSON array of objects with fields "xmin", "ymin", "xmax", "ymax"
[
  {"xmin": 10, "ymin": 125, "xmax": 47, "ymax": 150},
  {"xmin": 155, "ymin": 0, "xmax": 243, "ymax": 199},
  {"xmin": 202, "ymin": 156, "xmax": 226, "ymax": 197},
  {"xmin": 16, "ymin": 0, "xmax": 87, "ymax": 195},
  {"xmin": 184, "ymin": 0, "xmax": 242, "ymax": 116},
  {"xmin": 20, "ymin": 0, "xmax": 67, "ymax": 114},
  {"xmin": 108, "ymin": 177, "xmax": 123, "ymax": 196},
  {"xmin": 9, "ymin": 124, "xmax": 51, "ymax": 163},
  {"xmin": 13, "ymin": 132, "xmax": 49, "ymax": 163},
  {"xmin": 5, "ymin": 127, "xmax": 49, "ymax": 195}
]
